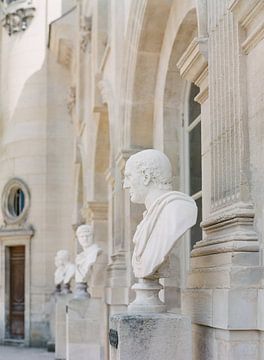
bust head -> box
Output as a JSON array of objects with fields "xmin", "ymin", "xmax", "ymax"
[
  {"xmin": 123, "ymin": 149, "xmax": 173, "ymax": 204},
  {"xmin": 55, "ymin": 250, "xmax": 69, "ymax": 268},
  {"xmin": 76, "ymin": 224, "xmax": 94, "ymax": 249}
]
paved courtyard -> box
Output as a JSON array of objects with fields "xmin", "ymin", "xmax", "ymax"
[{"xmin": 0, "ymin": 345, "xmax": 55, "ymax": 360}]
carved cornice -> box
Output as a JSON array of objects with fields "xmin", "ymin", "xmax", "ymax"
[
  {"xmin": 1, "ymin": 0, "xmax": 35, "ymax": 36},
  {"xmin": 177, "ymin": 37, "xmax": 208, "ymax": 104},
  {"xmin": 229, "ymin": 0, "xmax": 264, "ymax": 54}
]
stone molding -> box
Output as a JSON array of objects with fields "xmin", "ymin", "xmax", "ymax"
[
  {"xmin": 176, "ymin": 37, "xmax": 208, "ymax": 104},
  {"xmin": 0, "ymin": 0, "xmax": 35, "ymax": 36},
  {"xmin": 192, "ymin": 202, "xmax": 258, "ymax": 257},
  {"xmin": 0, "ymin": 224, "xmax": 34, "ymax": 239},
  {"xmin": 81, "ymin": 201, "xmax": 108, "ymax": 222},
  {"xmin": 229, "ymin": 0, "xmax": 264, "ymax": 54},
  {"xmin": 1, "ymin": 178, "xmax": 31, "ymax": 226}
]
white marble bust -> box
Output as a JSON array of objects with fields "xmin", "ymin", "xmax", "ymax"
[
  {"xmin": 75, "ymin": 224, "xmax": 102, "ymax": 283},
  {"xmin": 124, "ymin": 149, "xmax": 198, "ymax": 279},
  {"xmin": 54, "ymin": 250, "xmax": 75, "ymax": 286}
]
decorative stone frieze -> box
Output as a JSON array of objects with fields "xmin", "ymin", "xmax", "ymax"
[
  {"xmin": 177, "ymin": 37, "xmax": 208, "ymax": 104},
  {"xmin": 229, "ymin": 0, "xmax": 264, "ymax": 54},
  {"xmin": 1, "ymin": 0, "xmax": 35, "ymax": 36}
]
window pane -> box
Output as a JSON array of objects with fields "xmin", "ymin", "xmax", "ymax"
[
  {"xmin": 189, "ymin": 122, "xmax": 201, "ymax": 195},
  {"xmin": 191, "ymin": 197, "xmax": 202, "ymax": 249},
  {"xmin": 188, "ymin": 84, "xmax": 200, "ymax": 125}
]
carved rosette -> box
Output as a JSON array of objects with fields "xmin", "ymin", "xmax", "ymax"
[{"xmin": 1, "ymin": 0, "xmax": 36, "ymax": 36}]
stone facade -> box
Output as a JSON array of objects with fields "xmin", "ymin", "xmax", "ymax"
[{"xmin": 0, "ymin": 0, "xmax": 264, "ymax": 359}]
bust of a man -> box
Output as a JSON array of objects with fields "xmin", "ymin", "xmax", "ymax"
[
  {"xmin": 54, "ymin": 250, "xmax": 75, "ymax": 287},
  {"xmin": 124, "ymin": 149, "xmax": 197, "ymax": 279},
  {"xmin": 75, "ymin": 224, "xmax": 102, "ymax": 283}
]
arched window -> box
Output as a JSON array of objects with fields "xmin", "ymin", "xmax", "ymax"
[{"xmin": 185, "ymin": 83, "xmax": 202, "ymax": 249}]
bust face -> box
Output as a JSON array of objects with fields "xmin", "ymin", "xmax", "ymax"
[
  {"xmin": 77, "ymin": 227, "xmax": 93, "ymax": 249},
  {"xmin": 55, "ymin": 250, "xmax": 68, "ymax": 268},
  {"xmin": 123, "ymin": 159, "xmax": 149, "ymax": 204}
]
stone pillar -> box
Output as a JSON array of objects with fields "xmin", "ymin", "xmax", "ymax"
[{"xmin": 178, "ymin": 1, "xmax": 264, "ymax": 359}]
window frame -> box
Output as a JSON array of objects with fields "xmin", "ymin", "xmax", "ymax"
[{"xmin": 183, "ymin": 82, "xmax": 202, "ymax": 251}]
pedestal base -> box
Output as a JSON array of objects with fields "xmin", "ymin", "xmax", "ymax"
[
  {"xmin": 110, "ymin": 313, "xmax": 191, "ymax": 360},
  {"xmin": 66, "ymin": 297, "xmax": 103, "ymax": 360},
  {"xmin": 74, "ymin": 282, "xmax": 90, "ymax": 299},
  {"xmin": 128, "ymin": 278, "xmax": 166, "ymax": 313}
]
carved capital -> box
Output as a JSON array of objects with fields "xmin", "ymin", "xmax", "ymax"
[{"xmin": 1, "ymin": 0, "xmax": 35, "ymax": 36}]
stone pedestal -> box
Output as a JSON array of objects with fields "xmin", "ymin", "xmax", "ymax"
[
  {"xmin": 66, "ymin": 297, "xmax": 103, "ymax": 360},
  {"xmin": 109, "ymin": 313, "xmax": 192, "ymax": 360},
  {"xmin": 55, "ymin": 294, "xmax": 72, "ymax": 360}
]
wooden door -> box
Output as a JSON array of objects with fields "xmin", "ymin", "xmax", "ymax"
[{"xmin": 9, "ymin": 246, "xmax": 25, "ymax": 339}]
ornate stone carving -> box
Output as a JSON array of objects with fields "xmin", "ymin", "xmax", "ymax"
[
  {"xmin": 1, "ymin": 0, "xmax": 35, "ymax": 36},
  {"xmin": 80, "ymin": 16, "xmax": 92, "ymax": 53},
  {"xmin": 123, "ymin": 149, "xmax": 197, "ymax": 312},
  {"xmin": 67, "ymin": 86, "xmax": 76, "ymax": 115}
]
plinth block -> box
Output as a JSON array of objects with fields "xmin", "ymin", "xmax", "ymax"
[
  {"xmin": 55, "ymin": 294, "xmax": 72, "ymax": 360},
  {"xmin": 66, "ymin": 297, "xmax": 103, "ymax": 360},
  {"xmin": 110, "ymin": 313, "xmax": 191, "ymax": 360}
]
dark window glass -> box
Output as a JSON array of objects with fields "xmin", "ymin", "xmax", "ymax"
[
  {"xmin": 190, "ymin": 197, "xmax": 202, "ymax": 249},
  {"xmin": 188, "ymin": 84, "xmax": 200, "ymax": 125},
  {"xmin": 8, "ymin": 188, "xmax": 25, "ymax": 217},
  {"xmin": 189, "ymin": 122, "xmax": 202, "ymax": 195}
]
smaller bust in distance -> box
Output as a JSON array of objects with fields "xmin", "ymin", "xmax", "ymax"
[
  {"xmin": 54, "ymin": 250, "xmax": 75, "ymax": 289},
  {"xmin": 75, "ymin": 224, "xmax": 102, "ymax": 283}
]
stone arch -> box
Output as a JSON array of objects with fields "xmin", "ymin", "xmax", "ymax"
[{"xmin": 121, "ymin": 0, "xmax": 173, "ymax": 149}]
